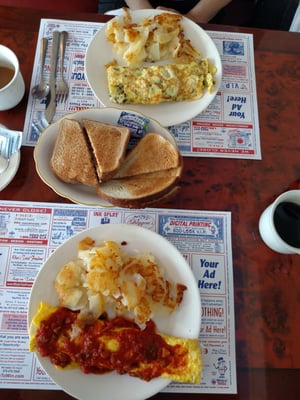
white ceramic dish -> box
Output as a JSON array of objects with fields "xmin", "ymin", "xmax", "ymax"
[
  {"xmin": 33, "ymin": 107, "xmax": 177, "ymax": 207},
  {"xmin": 85, "ymin": 9, "xmax": 222, "ymax": 127},
  {"xmin": 0, "ymin": 151, "xmax": 20, "ymax": 191},
  {"xmin": 28, "ymin": 224, "xmax": 201, "ymax": 400}
]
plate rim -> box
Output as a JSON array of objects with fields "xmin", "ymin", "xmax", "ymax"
[
  {"xmin": 85, "ymin": 9, "xmax": 222, "ymax": 127},
  {"xmin": 28, "ymin": 223, "xmax": 201, "ymax": 400}
]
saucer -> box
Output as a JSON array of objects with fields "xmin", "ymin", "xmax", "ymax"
[
  {"xmin": 0, "ymin": 123, "xmax": 21, "ymax": 191},
  {"xmin": 0, "ymin": 151, "xmax": 21, "ymax": 191}
]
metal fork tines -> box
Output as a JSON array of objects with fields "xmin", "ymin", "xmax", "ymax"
[{"xmin": 56, "ymin": 31, "xmax": 69, "ymax": 103}]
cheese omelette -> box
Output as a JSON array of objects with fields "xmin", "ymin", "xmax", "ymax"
[{"xmin": 106, "ymin": 59, "xmax": 216, "ymax": 105}]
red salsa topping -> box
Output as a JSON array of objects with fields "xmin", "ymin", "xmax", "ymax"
[{"xmin": 35, "ymin": 308, "xmax": 186, "ymax": 381}]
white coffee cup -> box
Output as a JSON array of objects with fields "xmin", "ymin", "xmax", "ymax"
[
  {"xmin": 0, "ymin": 45, "xmax": 25, "ymax": 111},
  {"xmin": 259, "ymin": 190, "xmax": 300, "ymax": 254}
]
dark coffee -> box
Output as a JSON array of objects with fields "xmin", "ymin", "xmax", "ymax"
[
  {"xmin": 274, "ymin": 201, "xmax": 300, "ymax": 248},
  {"xmin": 0, "ymin": 66, "xmax": 15, "ymax": 89}
]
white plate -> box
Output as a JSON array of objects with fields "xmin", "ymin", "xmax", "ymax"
[
  {"xmin": 0, "ymin": 123, "xmax": 21, "ymax": 191},
  {"xmin": 85, "ymin": 9, "xmax": 222, "ymax": 127},
  {"xmin": 28, "ymin": 224, "xmax": 201, "ymax": 400},
  {"xmin": 33, "ymin": 107, "xmax": 177, "ymax": 207}
]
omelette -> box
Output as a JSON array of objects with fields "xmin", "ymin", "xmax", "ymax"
[
  {"xmin": 29, "ymin": 301, "xmax": 202, "ymax": 384},
  {"xmin": 106, "ymin": 59, "xmax": 216, "ymax": 105}
]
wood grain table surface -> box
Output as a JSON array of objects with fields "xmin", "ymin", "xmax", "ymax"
[{"xmin": 0, "ymin": 5, "xmax": 300, "ymax": 400}]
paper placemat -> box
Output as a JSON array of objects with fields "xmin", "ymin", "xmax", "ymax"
[
  {"xmin": 0, "ymin": 200, "xmax": 236, "ymax": 394},
  {"xmin": 23, "ymin": 18, "xmax": 261, "ymax": 160}
]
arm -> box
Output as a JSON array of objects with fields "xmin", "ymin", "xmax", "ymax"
[
  {"xmin": 185, "ymin": 0, "xmax": 232, "ymax": 23},
  {"xmin": 125, "ymin": 0, "xmax": 232, "ymax": 23},
  {"xmin": 125, "ymin": 0, "xmax": 154, "ymax": 9}
]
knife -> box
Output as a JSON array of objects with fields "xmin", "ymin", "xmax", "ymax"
[{"xmin": 45, "ymin": 31, "xmax": 60, "ymax": 123}]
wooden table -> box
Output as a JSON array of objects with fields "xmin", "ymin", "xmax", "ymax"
[{"xmin": 1, "ymin": 5, "xmax": 300, "ymax": 400}]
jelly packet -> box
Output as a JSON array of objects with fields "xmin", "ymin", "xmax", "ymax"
[
  {"xmin": 0, "ymin": 126, "xmax": 22, "ymax": 159},
  {"xmin": 117, "ymin": 111, "xmax": 150, "ymax": 148}
]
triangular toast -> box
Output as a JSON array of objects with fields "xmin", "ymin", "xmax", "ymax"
[
  {"xmin": 113, "ymin": 133, "xmax": 181, "ymax": 179},
  {"xmin": 83, "ymin": 119, "xmax": 130, "ymax": 182},
  {"xmin": 50, "ymin": 118, "xmax": 98, "ymax": 186}
]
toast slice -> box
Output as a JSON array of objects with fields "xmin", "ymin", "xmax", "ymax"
[
  {"xmin": 96, "ymin": 166, "xmax": 182, "ymax": 208},
  {"xmin": 113, "ymin": 133, "xmax": 181, "ymax": 179},
  {"xmin": 50, "ymin": 118, "xmax": 98, "ymax": 186},
  {"xmin": 83, "ymin": 119, "xmax": 130, "ymax": 182},
  {"xmin": 136, "ymin": 185, "xmax": 180, "ymax": 209}
]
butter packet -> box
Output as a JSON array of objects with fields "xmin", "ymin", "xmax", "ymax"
[
  {"xmin": 0, "ymin": 126, "xmax": 22, "ymax": 159},
  {"xmin": 117, "ymin": 111, "xmax": 150, "ymax": 148}
]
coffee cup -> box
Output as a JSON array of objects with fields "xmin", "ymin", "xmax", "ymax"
[
  {"xmin": 0, "ymin": 45, "xmax": 25, "ymax": 111},
  {"xmin": 259, "ymin": 190, "xmax": 300, "ymax": 254}
]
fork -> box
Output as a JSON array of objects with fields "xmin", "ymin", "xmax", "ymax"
[{"xmin": 56, "ymin": 31, "xmax": 69, "ymax": 103}]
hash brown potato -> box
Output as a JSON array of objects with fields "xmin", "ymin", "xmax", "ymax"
[{"xmin": 54, "ymin": 237, "xmax": 187, "ymax": 324}]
